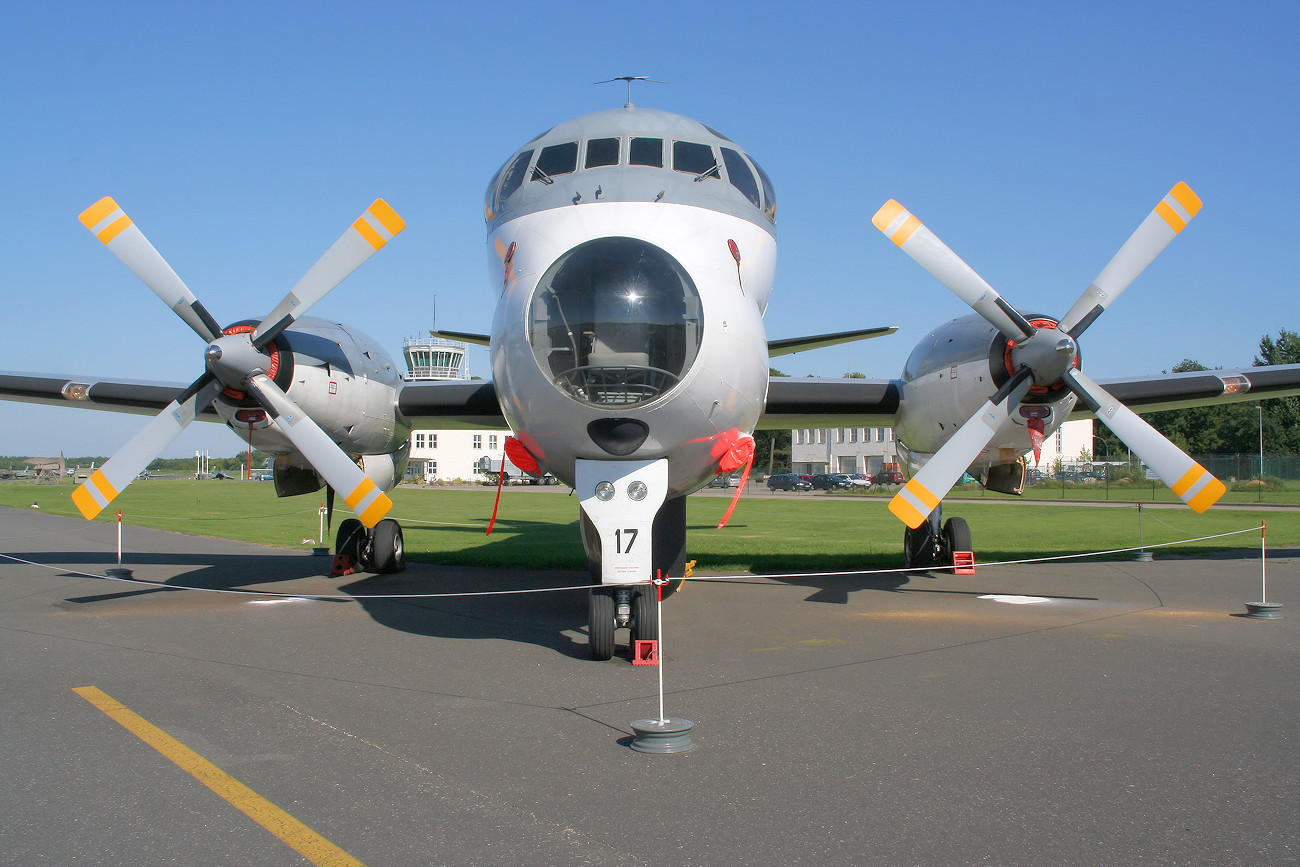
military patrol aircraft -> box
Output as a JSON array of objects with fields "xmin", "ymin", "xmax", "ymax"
[{"xmin": 5, "ymin": 92, "xmax": 1300, "ymax": 660}]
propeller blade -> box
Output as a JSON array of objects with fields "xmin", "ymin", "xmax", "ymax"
[
  {"xmin": 1057, "ymin": 182, "xmax": 1202, "ymax": 337},
  {"xmin": 889, "ymin": 369, "xmax": 1035, "ymax": 528},
  {"xmin": 78, "ymin": 197, "xmax": 223, "ymax": 342},
  {"xmin": 872, "ymin": 199, "xmax": 1035, "ymax": 340},
  {"xmin": 71, "ymin": 374, "xmax": 222, "ymax": 520},
  {"xmin": 243, "ymin": 374, "xmax": 392, "ymax": 528},
  {"xmin": 251, "ymin": 199, "xmax": 405, "ymax": 349},
  {"xmin": 1065, "ymin": 369, "xmax": 1224, "ymax": 512}
]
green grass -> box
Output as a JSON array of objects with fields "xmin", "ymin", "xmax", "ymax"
[{"xmin": 1, "ymin": 479, "xmax": 1288, "ymax": 574}]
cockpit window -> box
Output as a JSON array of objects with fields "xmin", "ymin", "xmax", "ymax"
[
  {"xmin": 528, "ymin": 238, "xmax": 703, "ymax": 408},
  {"xmin": 721, "ymin": 147, "xmax": 760, "ymax": 208},
  {"xmin": 498, "ymin": 149, "xmax": 533, "ymax": 202},
  {"xmin": 585, "ymin": 137, "xmax": 620, "ymax": 168},
  {"xmin": 672, "ymin": 141, "xmax": 718, "ymax": 179},
  {"xmin": 629, "ymin": 137, "xmax": 663, "ymax": 167},
  {"xmin": 750, "ymin": 156, "xmax": 778, "ymax": 223},
  {"xmin": 532, "ymin": 142, "xmax": 578, "ymax": 182}
]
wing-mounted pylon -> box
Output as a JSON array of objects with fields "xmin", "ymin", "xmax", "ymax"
[
  {"xmin": 873, "ymin": 183, "xmax": 1224, "ymax": 528},
  {"xmin": 71, "ymin": 197, "xmax": 405, "ymax": 528}
]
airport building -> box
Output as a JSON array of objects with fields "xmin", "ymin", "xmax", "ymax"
[{"xmin": 402, "ymin": 336, "xmax": 501, "ymax": 483}]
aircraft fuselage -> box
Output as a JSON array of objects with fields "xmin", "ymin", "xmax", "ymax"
[{"xmin": 484, "ymin": 107, "xmax": 779, "ymax": 496}]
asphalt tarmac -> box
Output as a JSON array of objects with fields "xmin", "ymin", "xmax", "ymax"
[{"xmin": 1, "ymin": 505, "xmax": 1295, "ymax": 866}]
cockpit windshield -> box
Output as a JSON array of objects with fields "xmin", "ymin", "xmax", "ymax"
[{"xmin": 528, "ymin": 238, "xmax": 703, "ymax": 407}]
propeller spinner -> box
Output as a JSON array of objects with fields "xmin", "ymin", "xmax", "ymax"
[
  {"xmin": 874, "ymin": 183, "xmax": 1224, "ymax": 529},
  {"xmin": 71, "ymin": 198, "xmax": 405, "ymax": 528}
]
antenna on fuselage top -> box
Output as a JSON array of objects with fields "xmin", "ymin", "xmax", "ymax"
[{"xmin": 594, "ymin": 76, "xmax": 667, "ymax": 109}]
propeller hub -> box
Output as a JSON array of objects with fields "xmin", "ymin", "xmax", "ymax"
[
  {"xmin": 1009, "ymin": 328, "xmax": 1078, "ymax": 387},
  {"xmin": 204, "ymin": 331, "xmax": 271, "ymax": 388}
]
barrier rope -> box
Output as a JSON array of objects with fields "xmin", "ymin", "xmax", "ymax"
[{"xmin": 0, "ymin": 524, "xmax": 1267, "ymax": 602}]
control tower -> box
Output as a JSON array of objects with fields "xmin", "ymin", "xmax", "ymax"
[{"xmin": 402, "ymin": 334, "xmax": 469, "ymax": 381}]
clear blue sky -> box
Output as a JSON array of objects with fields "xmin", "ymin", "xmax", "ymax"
[{"xmin": 2, "ymin": 1, "xmax": 1297, "ymax": 458}]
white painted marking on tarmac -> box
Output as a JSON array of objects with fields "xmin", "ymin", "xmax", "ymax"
[
  {"xmin": 978, "ymin": 594, "xmax": 1052, "ymax": 605},
  {"xmin": 248, "ymin": 597, "xmax": 306, "ymax": 605}
]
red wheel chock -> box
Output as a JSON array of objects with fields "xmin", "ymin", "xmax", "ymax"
[
  {"xmin": 632, "ymin": 640, "xmax": 659, "ymax": 665},
  {"xmin": 330, "ymin": 553, "xmax": 355, "ymax": 576},
  {"xmin": 952, "ymin": 551, "xmax": 976, "ymax": 575}
]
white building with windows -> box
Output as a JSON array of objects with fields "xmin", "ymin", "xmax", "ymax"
[
  {"xmin": 790, "ymin": 426, "xmax": 900, "ymax": 476},
  {"xmin": 789, "ymin": 419, "xmax": 1094, "ymax": 478},
  {"xmin": 402, "ymin": 336, "xmax": 506, "ymax": 483}
]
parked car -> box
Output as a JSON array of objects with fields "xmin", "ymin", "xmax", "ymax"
[
  {"xmin": 809, "ymin": 473, "xmax": 852, "ymax": 491},
  {"xmin": 844, "ymin": 474, "xmax": 871, "ymax": 487},
  {"xmin": 870, "ymin": 470, "xmax": 905, "ymax": 485},
  {"xmin": 767, "ymin": 473, "xmax": 812, "ymax": 492},
  {"xmin": 708, "ymin": 473, "xmax": 741, "ymax": 488}
]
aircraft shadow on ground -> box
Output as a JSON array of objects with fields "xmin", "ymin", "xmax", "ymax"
[
  {"xmin": 13, "ymin": 545, "xmax": 599, "ymax": 659},
  {"xmin": 18, "ymin": 539, "xmax": 1274, "ymax": 657}
]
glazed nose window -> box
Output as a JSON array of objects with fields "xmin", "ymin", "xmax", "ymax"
[{"xmin": 529, "ymin": 238, "xmax": 703, "ymax": 407}]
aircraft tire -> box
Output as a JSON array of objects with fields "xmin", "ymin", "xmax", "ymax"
[
  {"xmin": 372, "ymin": 518, "xmax": 406, "ymax": 574},
  {"xmin": 335, "ymin": 518, "xmax": 365, "ymax": 565},
  {"xmin": 631, "ymin": 587, "xmax": 660, "ymax": 646},
  {"xmin": 903, "ymin": 523, "xmax": 936, "ymax": 569},
  {"xmin": 588, "ymin": 590, "xmax": 616, "ymax": 661},
  {"xmin": 941, "ymin": 517, "xmax": 972, "ymax": 572}
]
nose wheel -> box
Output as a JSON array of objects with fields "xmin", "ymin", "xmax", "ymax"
[
  {"xmin": 335, "ymin": 517, "xmax": 406, "ymax": 574},
  {"xmin": 587, "ymin": 585, "xmax": 660, "ymax": 661}
]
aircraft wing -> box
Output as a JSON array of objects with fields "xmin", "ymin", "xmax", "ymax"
[
  {"xmin": 0, "ymin": 371, "xmax": 223, "ymax": 419},
  {"xmin": 396, "ymin": 379, "xmax": 507, "ymax": 429},
  {"xmin": 1074, "ymin": 364, "xmax": 1300, "ymax": 419},
  {"xmin": 0, "ymin": 370, "xmax": 510, "ymax": 430},
  {"xmin": 757, "ymin": 376, "xmax": 902, "ymax": 430},
  {"xmin": 767, "ymin": 326, "xmax": 898, "ymax": 357}
]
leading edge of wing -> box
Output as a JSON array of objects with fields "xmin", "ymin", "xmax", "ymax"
[
  {"xmin": 758, "ymin": 376, "xmax": 902, "ymax": 430},
  {"xmin": 0, "ymin": 371, "xmax": 219, "ymax": 419},
  {"xmin": 767, "ymin": 326, "xmax": 898, "ymax": 358},
  {"xmin": 1072, "ymin": 363, "xmax": 1300, "ymax": 419},
  {"xmin": 397, "ymin": 379, "xmax": 507, "ymax": 429}
]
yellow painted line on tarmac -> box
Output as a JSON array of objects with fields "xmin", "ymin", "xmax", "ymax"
[{"xmin": 72, "ymin": 686, "xmax": 364, "ymax": 867}]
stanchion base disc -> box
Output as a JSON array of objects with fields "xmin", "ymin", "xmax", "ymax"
[
  {"xmin": 311, "ymin": 547, "xmax": 331, "ymax": 557},
  {"xmin": 104, "ymin": 567, "xmax": 133, "ymax": 579},
  {"xmin": 630, "ymin": 718, "xmax": 695, "ymax": 753},
  {"xmin": 1132, "ymin": 551, "xmax": 1154, "ymax": 562},
  {"xmin": 1244, "ymin": 602, "xmax": 1283, "ymax": 619}
]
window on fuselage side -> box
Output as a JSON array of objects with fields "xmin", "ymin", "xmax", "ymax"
[
  {"xmin": 630, "ymin": 137, "xmax": 663, "ymax": 167},
  {"xmin": 533, "ymin": 142, "xmax": 578, "ymax": 181},
  {"xmin": 672, "ymin": 141, "xmax": 718, "ymax": 178},
  {"xmin": 721, "ymin": 147, "xmax": 760, "ymax": 208},
  {"xmin": 750, "ymin": 155, "xmax": 778, "ymax": 223},
  {"xmin": 585, "ymin": 137, "xmax": 620, "ymax": 168},
  {"xmin": 498, "ymin": 149, "xmax": 533, "ymax": 202}
]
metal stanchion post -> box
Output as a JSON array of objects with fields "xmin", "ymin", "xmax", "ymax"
[
  {"xmin": 1133, "ymin": 503, "xmax": 1153, "ymax": 562},
  {"xmin": 106, "ymin": 510, "xmax": 133, "ymax": 579}
]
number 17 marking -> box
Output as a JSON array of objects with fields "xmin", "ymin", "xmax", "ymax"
[{"xmin": 615, "ymin": 528, "xmax": 638, "ymax": 554}]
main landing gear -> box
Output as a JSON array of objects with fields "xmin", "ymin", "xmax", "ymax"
[
  {"xmin": 902, "ymin": 505, "xmax": 971, "ymax": 573},
  {"xmin": 335, "ymin": 517, "xmax": 406, "ymax": 574}
]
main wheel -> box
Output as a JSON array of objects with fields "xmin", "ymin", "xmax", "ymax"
[
  {"xmin": 371, "ymin": 518, "xmax": 406, "ymax": 574},
  {"xmin": 903, "ymin": 522, "xmax": 937, "ymax": 569},
  {"xmin": 588, "ymin": 590, "xmax": 616, "ymax": 661},
  {"xmin": 631, "ymin": 587, "xmax": 660, "ymax": 647},
  {"xmin": 940, "ymin": 517, "xmax": 972, "ymax": 572},
  {"xmin": 335, "ymin": 518, "xmax": 365, "ymax": 564}
]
